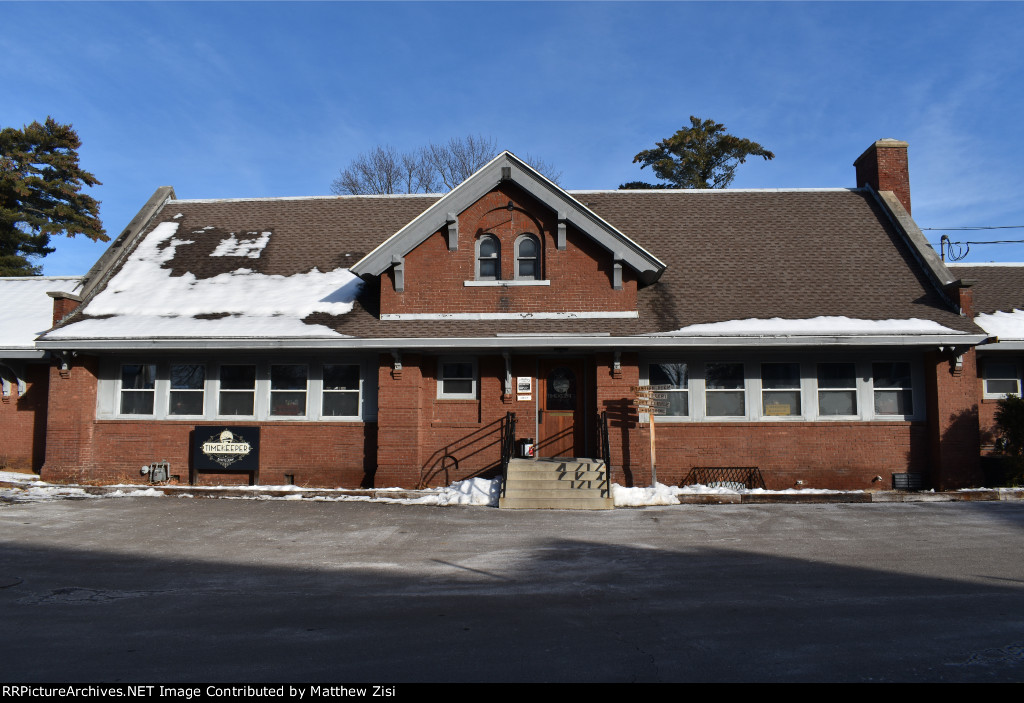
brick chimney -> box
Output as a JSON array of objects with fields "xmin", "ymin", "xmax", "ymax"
[{"xmin": 854, "ymin": 139, "xmax": 911, "ymax": 214}]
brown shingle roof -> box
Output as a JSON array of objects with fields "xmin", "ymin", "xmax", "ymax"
[
  {"xmin": 949, "ymin": 264, "xmax": 1024, "ymax": 315},
  {"xmin": 56, "ymin": 188, "xmax": 981, "ymax": 340}
]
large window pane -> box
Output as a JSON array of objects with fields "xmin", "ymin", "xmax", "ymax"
[
  {"xmin": 649, "ymin": 362, "xmax": 689, "ymax": 416},
  {"xmin": 323, "ymin": 364, "xmax": 360, "ymax": 417},
  {"xmin": 873, "ymin": 362, "xmax": 913, "ymax": 415},
  {"xmin": 818, "ymin": 363, "xmax": 857, "ymax": 416},
  {"xmin": 169, "ymin": 364, "xmax": 204, "ymax": 416},
  {"xmin": 985, "ymin": 362, "xmax": 1020, "ymax": 397},
  {"xmin": 271, "ymin": 365, "xmax": 307, "ymax": 416},
  {"xmin": 120, "ymin": 364, "xmax": 156, "ymax": 415},
  {"xmin": 219, "ymin": 365, "xmax": 255, "ymax": 416},
  {"xmin": 706, "ymin": 363, "xmax": 745, "ymax": 416},
  {"xmin": 762, "ymin": 363, "xmax": 800, "ymax": 416}
]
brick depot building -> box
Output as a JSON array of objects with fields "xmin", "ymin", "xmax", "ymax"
[{"xmin": 25, "ymin": 140, "xmax": 993, "ymax": 491}]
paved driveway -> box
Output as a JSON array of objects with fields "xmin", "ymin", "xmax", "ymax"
[{"xmin": 1, "ymin": 498, "xmax": 1023, "ymax": 682}]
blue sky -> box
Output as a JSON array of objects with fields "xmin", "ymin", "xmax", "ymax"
[{"xmin": 4, "ymin": 1, "xmax": 1024, "ymax": 274}]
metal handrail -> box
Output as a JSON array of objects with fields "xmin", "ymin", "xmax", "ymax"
[
  {"xmin": 500, "ymin": 411, "xmax": 517, "ymax": 497},
  {"xmin": 598, "ymin": 411, "xmax": 611, "ymax": 497}
]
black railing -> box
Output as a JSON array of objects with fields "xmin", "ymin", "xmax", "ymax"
[
  {"xmin": 682, "ymin": 467, "xmax": 766, "ymax": 490},
  {"xmin": 500, "ymin": 411, "xmax": 517, "ymax": 497},
  {"xmin": 597, "ymin": 411, "xmax": 612, "ymax": 497}
]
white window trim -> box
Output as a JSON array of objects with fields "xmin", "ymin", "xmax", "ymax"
[
  {"xmin": 437, "ymin": 357, "xmax": 478, "ymax": 400},
  {"xmin": 514, "ymin": 233, "xmax": 542, "ymax": 281},
  {"xmin": 982, "ymin": 359, "xmax": 1021, "ymax": 400},
  {"xmin": 98, "ymin": 359, "xmax": 370, "ymax": 422},
  {"xmin": 117, "ymin": 363, "xmax": 158, "ymax": 417},
  {"xmin": 167, "ymin": 363, "xmax": 207, "ymax": 419},
  {"xmin": 475, "ymin": 234, "xmax": 500, "ymax": 281},
  {"xmin": 812, "ymin": 361, "xmax": 861, "ymax": 421},
  {"xmin": 642, "ymin": 355, "xmax": 924, "ymax": 423}
]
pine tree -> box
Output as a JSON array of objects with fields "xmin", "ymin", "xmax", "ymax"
[
  {"xmin": 0, "ymin": 117, "xmax": 107, "ymax": 275},
  {"xmin": 621, "ymin": 116, "xmax": 775, "ymax": 190}
]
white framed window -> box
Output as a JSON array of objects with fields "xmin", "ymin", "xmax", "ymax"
[
  {"xmin": 644, "ymin": 356, "xmax": 920, "ymax": 422},
  {"xmin": 515, "ymin": 234, "xmax": 541, "ymax": 280},
  {"xmin": 168, "ymin": 364, "xmax": 205, "ymax": 417},
  {"xmin": 705, "ymin": 362, "xmax": 746, "ymax": 417},
  {"xmin": 218, "ymin": 364, "xmax": 258, "ymax": 417},
  {"xmin": 270, "ymin": 364, "xmax": 308, "ymax": 417},
  {"xmin": 476, "ymin": 235, "xmax": 500, "ymax": 280},
  {"xmin": 761, "ymin": 363, "xmax": 801, "ymax": 417},
  {"xmin": 648, "ymin": 362, "xmax": 689, "ymax": 416},
  {"xmin": 100, "ymin": 359, "xmax": 372, "ymax": 421},
  {"xmin": 871, "ymin": 362, "xmax": 914, "ymax": 416},
  {"xmin": 119, "ymin": 364, "xmax": 157, "ymax": 415},
  {"xmin": 983, "ymin": 360, "xmax": 1021, "ymax": 399},
  {"xmin": 322, "ymin": 364, "xmax": 361, "ymax": 417},
  {"xmin": 816, "ymin": 362, "xmax": 858, "ymax": 417},
  {"xmin": 438, "ymin": 359, "xmax": 477, "ymax": 399}
]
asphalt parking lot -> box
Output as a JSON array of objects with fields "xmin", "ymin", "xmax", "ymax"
[{"xmin": 1, "ymin": 497, "xmax": 1023, "ymax": 682}]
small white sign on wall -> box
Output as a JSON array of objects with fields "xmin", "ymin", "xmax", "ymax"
[{"xmin": 517, "ymin": 376, "xmax": 532, "ymax": 401}]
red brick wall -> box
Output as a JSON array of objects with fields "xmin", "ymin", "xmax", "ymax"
[
  {"xmin": 41, "ymin": 355, "xmax": 374, "ymax": 487},
  {"xmin": 629, "ymin": 421, "xmax": 928, "ymax": 491},
  {"xmin": 855, "ymin": 141, "xmax": 911, "ymax": 214},
  {"xmin": 380, "ymin": 183, "xmax": 638, "ymax": 315},
  {"xmin": 924, "ymin": 348, "xmax": 982, "ymax": 489},
  {"xmin": 0, "ymin": 363, "xmax": 49, "ymax": 472},
  {"xmin": 375, "ymin": 352, "xmax": 541, "ymax": 487}
]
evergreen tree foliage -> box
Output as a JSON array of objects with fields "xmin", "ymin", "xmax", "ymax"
[
  {"xmin": 621, "ymin": 116, "xmax": 775, "ymax": 190},
  {"xmin": 0, "ymin": 117, "xmax": 107, "ymax": 275}
]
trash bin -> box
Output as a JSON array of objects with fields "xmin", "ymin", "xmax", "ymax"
[{"xmin": 517, "ymin": 438, "xmax": 535, "ymax": 457}]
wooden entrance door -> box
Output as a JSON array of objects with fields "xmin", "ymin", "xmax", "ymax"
[{"xmin": 537, "ymin": 359, "xmax": 585, "ymax": 458}]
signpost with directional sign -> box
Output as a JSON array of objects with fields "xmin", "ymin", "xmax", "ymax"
[{"xmin": 631, "ymin": 384, "xmax": 673, "ymax": 486}]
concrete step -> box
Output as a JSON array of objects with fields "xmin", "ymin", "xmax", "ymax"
[{"xmin": 500, "ymin": 458, "xmax": 613, "ymax": 510}]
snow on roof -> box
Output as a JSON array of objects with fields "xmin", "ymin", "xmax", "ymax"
[
  {"xmin": 46, "ymin": 222, "xmax": 360, "ymax": 340},
  {"xmin": 974, "ymin": 310, "xmax": 1024, "ymax": 341},
  {"xmin": 0, "ymin": 276, "xmax": 80, "ymax": 350},
  {"xmin": 210, "ymin": 231, "xmax": 271, "ymax": 259},
  {"xmin": 649, "ymin": 316, "xmax": 957, "ymax": 337}
]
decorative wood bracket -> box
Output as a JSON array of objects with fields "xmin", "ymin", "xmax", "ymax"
[{"xmin": 446, "ymin": 213, "xmax": 458, "ymax": 251}]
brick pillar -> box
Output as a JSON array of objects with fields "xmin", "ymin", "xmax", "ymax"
[
  {"xmin": 374, "ymin": 352, "xmax": 424, "ymax": 487},
  {"xmin": 48, "ymin": 292, "xmax": 82, "ymax": 327},
  {"xmin": 40, "ymin": 354, "xmax": 99, "ymax": 484},
  {"xmin": 595, "ymin": 351, "xmax": 645, "ymax": 487},
  {"xmin": 924, "ymin": 345, "xmax": 982, "ymax": 490},
  {"xmin": 854, "ymin": 139, "xmax": 911, "ymax": 214}
]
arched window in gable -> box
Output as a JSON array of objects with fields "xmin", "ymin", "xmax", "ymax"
[
  {"xmin": 476, "ymin": 234, "xmax": 500, "ymax": 280},
  {"xmin": 515, "ymin": 234, "xmax": 541, "ymax": 280}
]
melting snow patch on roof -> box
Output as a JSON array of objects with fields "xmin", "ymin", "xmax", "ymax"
[
  {"xmin": 210, "ymin": 231, "xmax": 271, "ymax": 258},
  {"xmin": 47, "ymin": 222, "xmax": 360, "ymax": 340},
  {"xmin": 650, "ymin": 316, "xmax": 957, "ymax": 337},
  {"xmin": 975, "ymin": 310, "xmax": 1024, "ymax": 340}
]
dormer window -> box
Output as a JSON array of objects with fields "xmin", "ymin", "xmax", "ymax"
[
  {"xmin": 476, "ymin": 234, "xmax": 500, "ymax": 280},
  {"xmin": 515, "ymin": 234, "xmax": 541, "ymax": 280}
]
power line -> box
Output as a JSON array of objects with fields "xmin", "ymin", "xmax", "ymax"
[{"xmin": 922, "ymin": 225, "xmax": 1024, "ymax": 230}]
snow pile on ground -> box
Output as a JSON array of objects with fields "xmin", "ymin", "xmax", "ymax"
[
  {"xmin": 430, "ymin": 477, "xmax": 502, "ymax": 506},
  {"xmin": 612, "ymin": 482, "xmax": 856, "ymax": 506},
  {"xmin": 975, "ymin": 309, "xmax": 1024, "ymax": 340},
  {"xmin": 650, "ymin": 316, "xmax": 956, "ymax": 337},
  {"xmin": 45, "ymin": 221, "xmax": 362, "ymax": 339}
]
